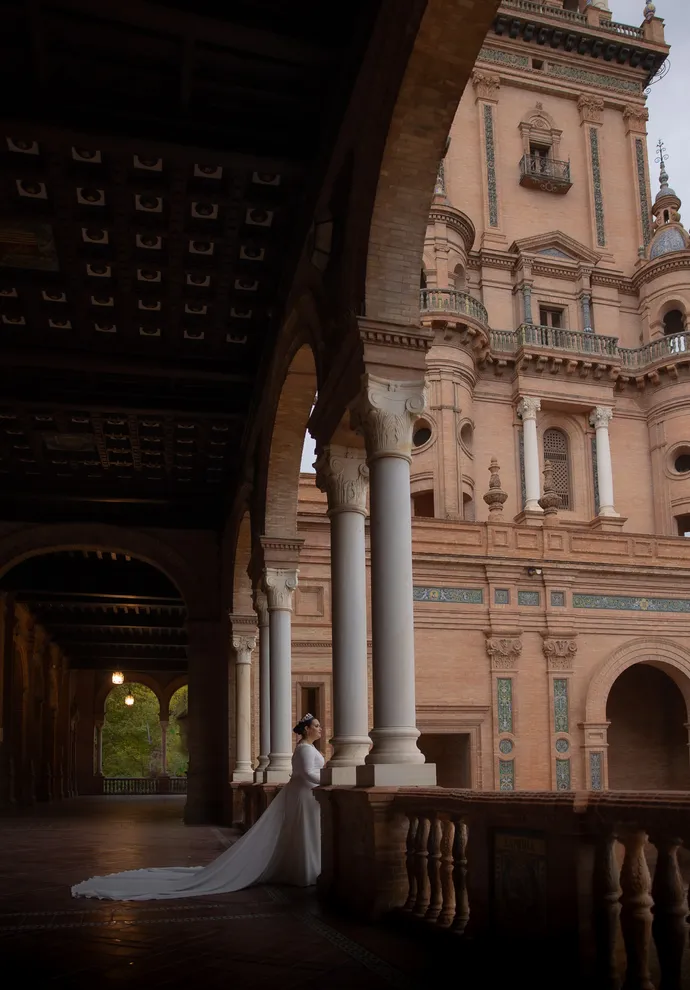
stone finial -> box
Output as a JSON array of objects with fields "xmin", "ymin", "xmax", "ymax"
[
  {"xmin": 538, "ymin": 460, "xmax": 561, "ymax": 521},
  {"xmin": 643, "ymin": 1, "xmax": 656, "ymax": 22},
  {"xmin": 483, "ymin": 457, "xmax": 508, "ymax": 520}
]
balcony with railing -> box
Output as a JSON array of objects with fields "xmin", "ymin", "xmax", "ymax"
[
  {"xmin": 500, "ymin": 0, "xmax": 644, "ymax": 37},
  {"xmin": 420, "ymin": 288, "xmax": 489, "ymax": 327},
  {"xmin": 519, "ymin": 154, "xmax": 572, "ymax": 194},
  {"xmin": 619, "ymin": 331, "xmax": 690, "ymax": 372}
]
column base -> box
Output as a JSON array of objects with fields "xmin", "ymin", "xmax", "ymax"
[
  {"xmin": 231, "ymin": 770, "xmax": 254, "ymax": 783},
  {"xmin": 514, "ymin": 508, "xmax": 544, "ymax": 527},
  {"xmin": 264, "ymin": 769, "xmax": 290, "ymax": 784},
  {"xmin": 320, "ymin": 765, "xmax": 360, "ymax": 786},
  {"xmin": 253, "ymin": 769, "xmax": 267, "ymax": 783},
  {"xmin": 355, "ymin": 762, "xmax": 437, "ymax": 787},
  {"xmin": 589, "ymin": 515, "xmax": 627, "ymax": 532},
  {"xmin": 255, "ymin": 756, "xmax": 269, "ymax": 771}
]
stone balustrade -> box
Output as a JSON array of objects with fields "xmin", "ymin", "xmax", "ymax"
[
  {"xmin": 420, "ymin": 288, "xmax": 489, "ymax": 326},
  {"xmin": 499, "ymin": 0, "xmax": 644, "ymax": 37},
  {"xmin": 316, "ymin": 786, "xmax": 690, "ymax": 988},
  {"xmin": 619, "ymin": 331, "xmax": 690, "ymax": 371},
  {"xmin": 101, "ymin": 776, "xmax": 187, "ymax": 795}
]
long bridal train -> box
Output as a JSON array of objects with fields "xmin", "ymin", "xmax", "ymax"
[{"xmin": 71, "ymin": 740, "xmax": 325, "ymax": 901}]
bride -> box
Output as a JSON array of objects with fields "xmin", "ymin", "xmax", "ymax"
[{"xmin": 71, "ymin": 715, "xmax": 324, "ymax": 901}]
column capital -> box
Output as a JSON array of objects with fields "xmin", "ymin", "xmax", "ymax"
[
  {"xmin": 264, "ymin": 567, "xmax": 298, "ymax": 612},
  {"xmin": 252, "ymin": 588, "xmax": 269, "ymax": 627},
  {"xmin": 232, "ymin": 634, "xmax": 257, "ymax": 661},
  {"xmin": 590, "ymin": 406, "xmax": 614, "ymax": 429},
  {"xmin": 315, "ymin": 445, "xmax": 369, "ymax": 515},
  {"xmin": 517, "ymin": 396, "xmax": 541, "ymax": 421},
  {"xmin": 259, "ymin": 534, "xmax": 304, "ymax": 569},
  {"xmin": 350, "ymin": 374, "xmax": 426, "ymax": 463}
]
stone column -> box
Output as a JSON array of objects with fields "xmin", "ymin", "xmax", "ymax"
[
  {"xmin": 589, "ymin": 406, "xmax": 618, "ymax": 517},
  {"xmin": 253, "ymin": 590, "xmax": 270, "ymax": 781},
  {"xmin": 315, "ymin": 445, "xmax": 371, "ymax": 784},
  {"xmin": 581, "ymin": 292, "xmax": 593, "ymax": 333},
  {"xmin": 522, "ymin": 284, "xmax": 533, "ymax": 324},
  {"xmin": 158, "ymin": 720, "xmax": 169, "ymax": 776},
  {"xmin": 94, "ymin": 719, "xmax": 104, "ymax": 776},
  {"xmin": 517, "ymin": 397, "xmax": 543, "ymax": 513},
  {"xmin": 229, "ymin": 618, "xmax": 257, "ymax": 783},
  {"xmin": 351, "ymin": 375, "xmax": 436, "ymax": 786},
  {"xmin": 264, "ymin": 566, "xmax": 298, "ymax": 783}
]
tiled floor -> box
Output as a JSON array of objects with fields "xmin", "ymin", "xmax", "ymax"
[{"xmin": 0, "ymin": 796, "xmax": 429, "ymax": 989}]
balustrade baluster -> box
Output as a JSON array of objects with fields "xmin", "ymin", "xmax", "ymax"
[
  {"xmin": 619, "ymin": 829, "xmax": 654, "ymax": 990},
  {"xmin": 450, "ymin": 818, "xmax": 470, "ymax": 935},
  {"xmin": 592, "ymin": 831, "xmax": 623, "ymax": 990},
  {"xmin": 424, "ymin": 816, "xmax": 444, "ymax": 923},
  {"xmin": 650, "ymin": 834, "xmax": 689, "ymax": 990},
  {"xmin": 412, "ymin": 815, "xmax": 432, "ymax": 917},
  {"xmin": 403, "ymin": 815, "xmax": 418, "ymax": 912},
  {"xmin": 437, "ymin": 820, "xmax": 456, "ymax": 928}
]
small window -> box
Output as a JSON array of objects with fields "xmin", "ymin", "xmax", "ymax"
[
  {"xmin": 543, "ymin": 428, "xmax": 571, "ymax": 510},
  {"xmin": 674, "ymin": 454, "xmax": 690, "ymax": 473},
  {"xmin": 676, "ymin": 514, "xmax": 690, "ymax": 537},
  {"xmin": 532, "ymin": 58, "xmax": 544, "ymax": 71},
  {"xmin": 412, "ymin": 420, "xmax": 432, "ymax": 447},
  {"xmin": 412, "ymin": 490, "xmax": 435, "ymax": 518},
  {"xmin": 663, "ymin": 309, "xmax": 685, "ymax": 336},
  {"xmin": 540, "ymin": 306, "xmax": 565, "ymax": 329}
]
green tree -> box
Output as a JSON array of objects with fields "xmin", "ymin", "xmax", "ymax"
[
  {"xmin": 102, "ymin": 683, "xmax": 162, "ymax": 778},
  {"xmin": 167, "ymin": 685, "xmax": 188, "ymax": 777}
]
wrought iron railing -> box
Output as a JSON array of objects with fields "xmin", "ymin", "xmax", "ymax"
[
  {"xmin": 102, "ymin": 776, "xmax": 187, "ymax": 795},
  {"xmin": 420, "ymin": 288, "xmax": 489, "ymax": 326},
  {"xmin": 520, "ymin": 154, "xmax": 571, "ymax": 183}
]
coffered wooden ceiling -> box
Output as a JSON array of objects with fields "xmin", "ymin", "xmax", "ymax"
[{"xmin": 0, "ymin": 0, "xmax": 380, "ymax": 527}]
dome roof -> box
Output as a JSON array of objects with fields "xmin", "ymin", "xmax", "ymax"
[{"xmin": 649, "ymin": 226, "xmax": 687, "ymax": 260}]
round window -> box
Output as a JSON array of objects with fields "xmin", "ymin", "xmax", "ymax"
[
  {"xmin": 412, "ymin": 420, "xmax": 432, "ymax": 448},
  {"xmin": 460, "ymin": 422, "xmax": 473, "ymax": 452},
  {"xmin": 675, "ymin": 453, "xmax": 690, "ymax": 474}
]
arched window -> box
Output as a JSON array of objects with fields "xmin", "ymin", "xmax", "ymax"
[
  {"xmin": 412, "ymin": 490, "xmax": 434, "ymax": 518},
  {"xmin": 663, "ymin": 309, "xmax": 686, "ymax": 336},
  {"xmin": 543, "ymin": 428, "xmax": 571, "ymax": 510},
  {"xmin": 420, "ymin": 269, "xmax": 427, "ymax": 289}
]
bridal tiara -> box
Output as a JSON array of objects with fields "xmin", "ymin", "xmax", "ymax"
[{"xmin": 298, "ymin": 713, "xmax": 314, "ymax": 724}]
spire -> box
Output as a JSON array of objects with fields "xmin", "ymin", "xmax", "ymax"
[{"xmin": 655, "ymin": 138, "xmax": 670, "ymax": 194}]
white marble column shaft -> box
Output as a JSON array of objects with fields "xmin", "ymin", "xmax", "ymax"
[
  {"xmin": 315, "ymin": 445, "xmax": 371, "ymax": 784},
  {"xmin": 518, "ymin": 396, "xmax": 542, "ymax": 512},
  {"xmin": 231, "ymin": 632, "xmax": 256, "ymax": 781},
  {"xmin": 253, "ymin": 590, "xmax": 270, "ymax": 781},
  {"xmin": 590, "ymin": 406, "xmax": 618, "ymax": 517},
  {"xmin": 264, "ymin": 568, "xmax": 298, "ymax": 783},
  {"xmin": 351, "ymin": 375, "xmax": 436, "ymax": 786}
]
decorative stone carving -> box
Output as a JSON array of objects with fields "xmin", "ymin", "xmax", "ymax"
[
  {"xmin": 578, "ymin": 94, "xmax": 605, "ymax": 125},
  {"xmin": 623, "ymin": 104, "xmax": 649, "ymax": 134},
  {"xmin": 589, "ymin": 127, "xmax": 606, "ymax": 247},
  {"xmin": 539, "ymin": 460, "xmax": 562, "ymax": 518},
  {"xmin": 263, "ymin": 568, "xmax": 298, "ymax": 611},
  {"xmin": 252, "ymin": 588, "xmax": 269, "ymax": 626},
  {"xmin": 315, "ymin": 445, "xmax": 369, "ymax": 515},
  {"xmin": 232, "ymin": 634, "xmax": 257, "ymax": 663},
  {"xmin": 350, "ymin": 375, "xmax": 426, "ymax": 463},
  {"xmin": 590, "ymin": 405, "xmax": 614, "ymax": 429},
  {"xmin": 486, "ymin": 637, "xmax": 522, "ymax": 670},
  {"xmin": 542, "ymin": 638, "xmax": 578, "ymax": 670},
  {"xmin": 472, "ymin": 69, "xmax": 501, "ymax": 102},
  {"xmin": 483, "ymin": 457, "xmax": 508, "ymax": 520},
  {"xmin": 517, "ymin": 396, "xmax": 540, "ymax": 421}
]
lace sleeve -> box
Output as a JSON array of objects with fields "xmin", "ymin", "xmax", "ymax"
[{"xmin": 292, "ymin": 743, "xmax": 322, "ymax": 787}]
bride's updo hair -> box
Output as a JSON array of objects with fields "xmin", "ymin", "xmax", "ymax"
[{"xmin": 293, "ymin": 713, "xmax": 315, "ymax": 738}]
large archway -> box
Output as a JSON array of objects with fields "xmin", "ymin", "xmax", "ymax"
[{"xmin": 607, "ymin": 663, "xmax": 690, "ymax": 791}]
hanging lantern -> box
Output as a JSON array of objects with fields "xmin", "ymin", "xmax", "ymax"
[
  {"xmin": 111, "ymin": 671, "xmax": 124, "ymax": 685},
  {"xmin": 124, "ymin": 693, "xmax": 135, "ymax": 707}
]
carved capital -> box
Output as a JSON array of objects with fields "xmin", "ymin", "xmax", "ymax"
[
  {"xmin": 590, "ymin": 405, "xmax": 614, "ymax": 430},
  {"xmin": 472, "ymin": 69, "xmax": 501, "ymax": 102},
  {"xmin": 486, "ymin": 637, "xmax": 522, "ymax": 670},
  {"xmin": 252, "ymin": 588, "xmax": 269, "ymax": 627},
  {"xmin": 264, "ymin": 567, "xmax": 298, "ymax": 612},
  {"xmin": 517, "ymin": 396, "xmax": 541, "ymax": 422},
  {"xmin": 578, "ymin": 94, "xmax": 605, "ymax": 125},
  {"xmin": 232, "ymin": 633, "xmax": 257, "ymax": 663},
  {"xmin": 350, "ymin": 374, "xmax": 426, "ymax": 463},
  {"xmin": 542, "ymin": 638, "xmax": 578, "ymax": 670},
  {"xmin": 623, "ymin": 104, "xmax": 649, "ymax": 134},
  {"xmin": 315, "ymin": 445, "xmax": 369, "ymax": 515}
]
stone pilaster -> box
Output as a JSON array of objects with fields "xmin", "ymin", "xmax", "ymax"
[
  {"xmin": 589, "ymin": 406, "xmax": 618, "ymax": 518},
  {"xmin": 252, "ymin": 588, "xmax": 270, "ymax": 779},
  {"xmin": 516, "ymin": 397, "xmax": 543, "ymax": 521}
]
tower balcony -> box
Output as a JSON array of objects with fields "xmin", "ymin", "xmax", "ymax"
[
  {"xmin": 519, "ymin": 154, "xmax": 572, "ymax": 194},
  {"xmin": 420, "ymin": 288, "xmax": 488, "ymax": 327}
]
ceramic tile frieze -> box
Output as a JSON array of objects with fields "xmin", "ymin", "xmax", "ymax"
[
  {"xmin": 478, "ymin": 47, "xmax": 529, "ymax": 69},
  {"xmin": 635, "ymin": 138, "xmax": 652, "ymax": 247},
  {"xmin": 555, "ymin": 759, "xmax": 571, "ymax": 791},
  {"xmin": 483, "ymin": 104, "xmax": 499, "ymax": 227},
  {"xmin": 547, "ymin": 62, "xmax": 640, "ymax": 95},
  {"xmin": 498, "ymin": 759, "xmax": 515, "ymax": 791},
  {"xmin": 497, "ymin": 677, "xmax": 513, "ymax": 734},
  {"xmin": 589, "ymin": 751, "xmax": 603, "ymax": 790},
  {"xmin": 518, "ymin": 590, "xmax": 540, "ymax": 606},
  {"xmin": 574, "ymin": 594, "xmax": 690, "ymax": 613},
  {"xmin": 413, "ymin": 587, "xmax": 483, "ymax": 604},
  {"xmin": 553, "ymin": 678, "xmax": 569, "ymax": 733},
  {"xmin": 589, "ymin": 127, "xmax": 606, "ymax": 247}
]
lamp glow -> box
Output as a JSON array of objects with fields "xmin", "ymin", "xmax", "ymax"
[
  {"xmin": 124, "ymin": 693, "xmax": 135, "ymax": 706},
  {"xmin": 111, "ymin": 671, "xmax": 124, "ymax": 685}
]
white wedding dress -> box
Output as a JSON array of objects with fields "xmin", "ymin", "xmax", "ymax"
[{"xmin": 71, "ymin": 742, "xmax": 325, "ymax": 901}]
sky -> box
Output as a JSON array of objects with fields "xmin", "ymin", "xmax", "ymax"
[{"xmin": 299, "ymin": 0, "xmax": 686, "ymax": 473}]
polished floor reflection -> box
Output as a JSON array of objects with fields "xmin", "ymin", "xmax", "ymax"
[{"xmin": 0, "ymin": 796, "xmax": 426, "ymax": 989}]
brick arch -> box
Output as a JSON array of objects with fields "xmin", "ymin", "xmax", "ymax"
[
  {"xmin": 163, "ymin": 677, "xmax": 189, "ymax": 717},
  {"xmin": 364, "ymin": 0, "xmax": 498, "ymax": 326},
  {"xmin": 232, "ymin": 510, "xmax": 253, "ymax": 613},
  {"xmin": 585, "ymin": 638, "xmax": 690, "ymax": 723},
  {"xmin": 95, "ymin": 675, "xmax": 163, "ymax": 720},
  {"xmin": 0, "ymin": 523, "xmax": 205, "ymax": 619}
]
